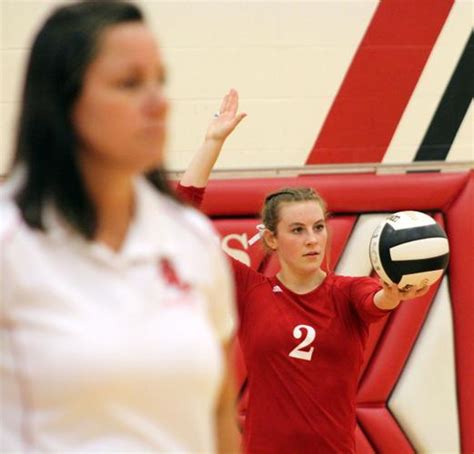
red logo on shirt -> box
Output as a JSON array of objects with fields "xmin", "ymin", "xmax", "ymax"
[{"xmin": 159, "ymin": 258, "xmax": 190, "ymax": 292}]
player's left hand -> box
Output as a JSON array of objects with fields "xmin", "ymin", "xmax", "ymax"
[
  {"xmin": 381, "ymin": 280, "xmax": 431, "ymax": 302},
  {"xmin": 205, "ymin": 88, "xmax": 247, "ymax": 143}
]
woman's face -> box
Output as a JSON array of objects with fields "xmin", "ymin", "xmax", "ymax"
[
  {"xmin": 72, "ymin": 22, "xmax": 168, "ymax": 175},
  {"xmin": 266, "ymin": 201, "xmax": 328, "ymax": 276}
]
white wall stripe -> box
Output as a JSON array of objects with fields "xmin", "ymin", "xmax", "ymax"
[
  {"xmin": 382, "ymin": 1, "xmax": 473, "ymax": 164},
  {"xmin": 389, "ymin": 277, "xmax": 460, "ymax": 453},
  {"xmin": 446, "ymin": 101, "xmax": 473, "ymax": 164},
  {"xmin": 335, "ymin": 213, "xmax": 388, "ymax": 277}
]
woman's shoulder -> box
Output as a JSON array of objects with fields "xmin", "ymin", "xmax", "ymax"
[
  {"xmin": 173, "ymin": 198, "xmax": 220, "ymax": 247},
  {"xmin": 139, "ymin": 177, "xmax": 220, "ymax": 247},
  {"xmin": 0, "ymin": 190, "xmax": 21, "ymax": 244},
  {"xmin": 179, "ymin": 202, "xmax": 216, "ymax": 235},
  {"xmin": 0, "ymin": 167, "xmax": 28, "ymax": 239}
]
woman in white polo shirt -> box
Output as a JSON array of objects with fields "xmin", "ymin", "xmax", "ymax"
[{"xmin": 0, "ymin": 1, "xmax": 241, "ymax": 452}]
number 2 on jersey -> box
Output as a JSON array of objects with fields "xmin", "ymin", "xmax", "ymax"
[{"xmin": 288, "ymin": 324, "xmax": 316, "ymax": 361}]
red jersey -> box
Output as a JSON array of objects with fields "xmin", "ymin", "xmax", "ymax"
[
  {"xmin": 232, "ymin": 258, "xmax": 389, "ymax": 454},
  {"xmin": 176, "ymin": 184, "xmax": 391, "ymax": 453}
]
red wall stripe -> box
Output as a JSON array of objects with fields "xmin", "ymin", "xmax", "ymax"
[
  {"xmin": 306, "ymin": 0, "xmax": 454, "ymax": 164},
  {"xmin": 200, "ymin": 173, "xmax": 467, "ymax": 216},
  {"xmin": 357, "ymin": 407, "xmax": 415, "ymax": 453},
  {"xmin": 446, "ymin": 171, "xmax": 474, "ymax": 453}
]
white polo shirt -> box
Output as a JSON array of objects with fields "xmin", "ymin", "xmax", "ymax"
[{"xmin": 0, "ymin": 176, "xmax": 235, "ymax": 452}]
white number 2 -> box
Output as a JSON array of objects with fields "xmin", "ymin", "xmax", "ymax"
[{"xmin": 288, "ymin": 324, "xmax": 316, "ymax": 361}]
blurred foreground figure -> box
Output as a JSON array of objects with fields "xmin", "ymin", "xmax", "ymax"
[{"xmin": 0, "ymin": 1, "xmax": 238, "ymax": 452}]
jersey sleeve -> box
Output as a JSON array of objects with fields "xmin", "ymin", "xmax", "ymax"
[
  {"xmin": 348, "ymin": 276, "xmax": 392, "ymax": 325},
  {"xmin": 176, "ymin": 183, "xmax": 206, "ymax": 208}
]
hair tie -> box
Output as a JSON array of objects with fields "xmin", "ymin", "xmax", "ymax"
[{"xmin": 248, "ymin": 224, "xmax": 266, "ymax": 246}]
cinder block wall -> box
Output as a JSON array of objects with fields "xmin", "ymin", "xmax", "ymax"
[{"xmin": 1, "ymin": 1, "xmax": 471, "ymax": 175}]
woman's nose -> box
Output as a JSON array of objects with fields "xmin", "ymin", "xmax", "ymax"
[
  {"xmin": 143, "ymin": 84, "xmax": 168, "ymax": 117},
  {"xmin": 305, "ymin": 231, "xmax": 318, "ymax": 244}
]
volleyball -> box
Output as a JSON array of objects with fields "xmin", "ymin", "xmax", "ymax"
[{"xmin": 369, "ymin": 211, "xmax": 450, "ymax": 289}]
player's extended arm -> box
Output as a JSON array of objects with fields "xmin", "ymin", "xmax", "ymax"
[{"xmin": 180, "ymin": 89, "xmax": 246, "ymax": 188}]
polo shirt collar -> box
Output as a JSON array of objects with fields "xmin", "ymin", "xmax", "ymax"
[{"xmin": 43, "ymin": 177, "xmax": 176, "ymax": 267}]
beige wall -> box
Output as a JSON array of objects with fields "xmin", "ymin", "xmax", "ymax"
[
  {"xmin": 0, "ymin": 0, "xmax": 378, "ymax": 174},
  {"xmin": 1, "ymin": 1, "xmax": 472, "ymax": 176}
]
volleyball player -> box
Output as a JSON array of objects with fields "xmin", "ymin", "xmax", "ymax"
[
  {"xmin": 177, "ymin": 92, "xmax": 431, "ymax": 453},
  {"xmin": 0, "ymin": 2, "xmax": 239, "ymax": 452}
]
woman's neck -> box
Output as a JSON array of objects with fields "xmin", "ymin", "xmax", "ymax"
[
  {"xmin": 276, "ymin": 266, "xmax": 327, "ymax": 295},
  {"xmin": 80, "ymin": 157, "xmax": 135, "ymax": 251}
]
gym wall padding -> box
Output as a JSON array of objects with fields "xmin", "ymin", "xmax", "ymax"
[{"xmin": 198, "ymin": 170, "xmax": 473, "ymax": 453}]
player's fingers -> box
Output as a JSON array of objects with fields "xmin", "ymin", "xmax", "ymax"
[
  {"xmin": 399, "ymin": 284, "xmax": 418, "ymax": 299},
  {"xmin": 230, "ymin": 112, "xmax": 247, "ymax": 128},
  {"xmin": 219, "ymin": 92, "xmax": 229, "ymax": 114},
  {"xmin": 224, "ymin": 88, "xmax": 236, "ymax": 113},
  {"xmin": 227, "ymin": 89, "xmax": 238, "ymax": 115},
  {"xmin": 399, "ymin": 284, "xmax": 414, "ymax": 293},
  {"xmin": 415, "ymin": 285, "xmax": 430, "ymax": 297}
]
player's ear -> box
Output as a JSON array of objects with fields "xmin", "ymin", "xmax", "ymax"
[{"xmin": 263, "ymin": 229, "xmax": 278, "ymax": 251}]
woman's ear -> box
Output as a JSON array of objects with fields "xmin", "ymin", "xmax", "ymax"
[{"xmin": 262, "ymin": 229, "xmax": 277, "ymax": 251}]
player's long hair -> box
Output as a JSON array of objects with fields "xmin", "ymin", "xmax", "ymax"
[
  {"xmin": 11, "ymin": 0, "xmax": 179, "ymax": 239},
  {"xmin": 261, "ymin": 187, "xmax": 333, "ymax": 271}
]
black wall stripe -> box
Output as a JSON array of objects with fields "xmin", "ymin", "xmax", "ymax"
[{"xmin": 415, "ymin": 31, "xmax": 473, "ymax": 161}]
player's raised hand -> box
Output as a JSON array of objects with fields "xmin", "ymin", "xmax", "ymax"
[
  {"xmin": 180, "ymin": 89, "xmax": 246, "ymax": 188},
  {"xmin": 205, "ymin": 89, "xmax": 247, "ymax": 142}
]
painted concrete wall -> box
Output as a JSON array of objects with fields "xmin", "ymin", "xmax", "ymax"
[{"xmin": 1, "ymin": 1, "xmax": 471, "ymax": 176}]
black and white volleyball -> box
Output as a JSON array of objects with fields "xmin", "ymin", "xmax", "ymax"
[{"xmin": 369, "ymin": 211, "xmax": 450, "ymax": 288}]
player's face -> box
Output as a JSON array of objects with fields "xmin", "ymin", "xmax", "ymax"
[
  {"xmin": 72, "ymin": 22, "xmax": 168, "ymax": 175},
  {"xmin": 269, "ymin": 201, "xmax": 328, "ymax": 275}
]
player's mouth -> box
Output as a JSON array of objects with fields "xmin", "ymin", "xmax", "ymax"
[{"xmin": 303, "ymin": 251, "xmax": 320, "ymax": 257}]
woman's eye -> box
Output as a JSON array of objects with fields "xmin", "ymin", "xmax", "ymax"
[
  {"xmin": 118, "ymin": 78, "xmax": 140, "ymax": 89},
  {"xmin": 315, "ymin": 224, "xmax": 325, "ymax": 232},
  {"xmin": 292, "ymin": 227, "xmax": 303, "ymax": 234}
]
